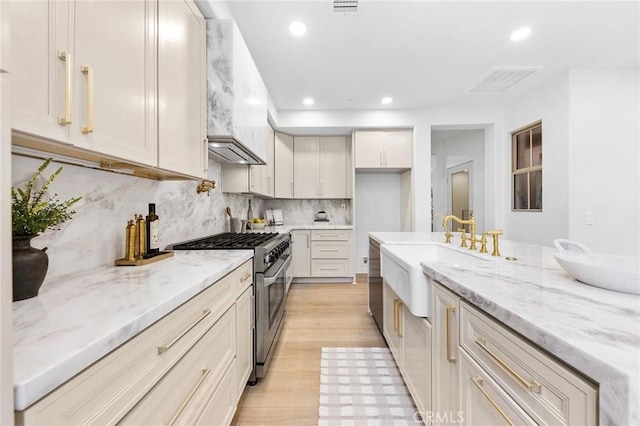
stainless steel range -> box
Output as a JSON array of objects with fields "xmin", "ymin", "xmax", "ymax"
[{"xmin": 172, "ymin": 232, "xmax": 292, "ymax": 384}]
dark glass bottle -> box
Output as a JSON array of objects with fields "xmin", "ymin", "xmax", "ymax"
[{"xmin": 146, "ymin": 203, "xmax": 160, "ymax": 253}]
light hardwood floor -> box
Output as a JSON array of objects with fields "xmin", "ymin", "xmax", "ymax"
[{"xmin": 232, "ymin": 279, "xmax": 386, "ymax": 425}]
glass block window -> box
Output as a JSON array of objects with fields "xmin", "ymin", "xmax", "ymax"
[{"xmin": 512, "ymin": 122, "xmax": 542, "ymax": 211}]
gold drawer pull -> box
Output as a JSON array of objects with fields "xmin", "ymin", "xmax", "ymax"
[
  {"xmin": 240, "ymin": 272, "xmax": 251, "ymax": 282},
  {"xmin": 320, "ymin": 266, "xmax": 339, "ymax": 270},
  {"xmin": 320, "ymin": 233, "xmax": 339, "ymax": 238},
  {"xmin": 168, "ymin": 368, "xmax": 211, "ymax": 425},
  {"xmin": 472, "ymin": 376, "xmax": 515, "ymax": 426},
  {"xmin": 58, "ymin": 51, "xmax": 72, "ymax": 125},
  {"xmin": 475, "ymin": 338, "xmax": 542, "ymax": 393},
  {"xmin": 158, "ymin": 309, "xmax": 211, "ymax": 354},
  {"xmin": 393, "ymin": 299, "xmax": 399, "ymax": 332},
  {"xmin": 397, "ymin": 301, "xmax": 403, "ymax": 337},
  {"xmin": 445, "ymin": 306, "xmax": 456, "ymax": 363},
  {"xmin": 319, "ymin": 248, "xmax": 340, "ymax": 252},
  {"xmin": 81, "ymin": 65, "xmax": 94, "ymax": 134}
]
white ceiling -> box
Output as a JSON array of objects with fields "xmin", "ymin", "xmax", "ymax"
[{"xmin": 199, "ymin": 1, "xmax": 639, "ymax": 112}]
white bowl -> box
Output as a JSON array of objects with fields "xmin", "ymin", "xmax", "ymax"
[
  {"xmin": 553, "ymin": 239, "xmax": 640, "ymax": 295},
  {"xmin": 252, "ymin": 222, "xmax": 266, "ymax": 229}
]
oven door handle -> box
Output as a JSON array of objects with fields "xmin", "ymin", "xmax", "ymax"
[{"xmin": 263, "ymin": 255, "xmax": 292, "ymax": 287}]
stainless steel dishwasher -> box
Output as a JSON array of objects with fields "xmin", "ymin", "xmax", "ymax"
[{"xmin": 368, "ymin": 237, "xmax": 383, "ymax": 333}]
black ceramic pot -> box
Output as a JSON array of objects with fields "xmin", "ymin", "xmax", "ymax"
[{"xmin": 12, "ymin": 235, "xmax": 48, "ymax": 302}]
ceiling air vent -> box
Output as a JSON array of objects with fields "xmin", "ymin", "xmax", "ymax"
[
  {"xmin": 465, "ymin": 66, "xmax": 543, "ymax": 94},
  {"xmin": 333, "ymin": 0, "xmax": 359, "ymax": 13}
]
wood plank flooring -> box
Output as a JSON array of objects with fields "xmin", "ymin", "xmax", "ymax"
[{"xmin": 232, "ymin": 279, "xmax": 386, "ymax": 425}]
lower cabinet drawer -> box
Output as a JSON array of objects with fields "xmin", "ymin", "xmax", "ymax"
[
  {"xmin": 119, "ymin": 306, "xmax": 236, "ymax": 425},
  {"xmin": 460, "ymin": 349, "xmax": 537, "ymax": 426},
  {"xmin": 311, "ymin": 259, "xmax": 350, "ymax": 277},
  {"xmin": 16, "ymin": 277, "xmax": 235, "ymax": 425},
  {"xmin": 196, "ymin": 359, "xmax": 237, "ymax": 426},
  {"xmin": 311, "ymin": 240, "xmax": 349, "ymax": 258},
  {"xmin": 460, "ymin": 302, "xmax": 598, "ymax": 425}
]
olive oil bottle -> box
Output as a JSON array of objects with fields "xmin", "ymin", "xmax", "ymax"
[{"xmin": 146, "ymin": 203, "xmax": 160, "ymax": 254}]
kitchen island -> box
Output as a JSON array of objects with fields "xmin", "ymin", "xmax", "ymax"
[
  {"xmin": 12, "ymin": 249, "xmax": 253, "ymax": 412},
  {"xmin": 370, "ymin": 231, "xmax": 640, "ymax": 425}
]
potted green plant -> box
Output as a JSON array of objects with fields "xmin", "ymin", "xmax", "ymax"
[{"xmin": 12, "ymin": 158, "xmax": 81, "ymax": 301}]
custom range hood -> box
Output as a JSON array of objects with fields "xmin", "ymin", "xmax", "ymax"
[
  {"xmin": 207, "ymin": 137, "xmax": 265, "ymax": 165},
  {"xmin": 206, "ymin": 19, "xmax": 268, "ymax": 166}
]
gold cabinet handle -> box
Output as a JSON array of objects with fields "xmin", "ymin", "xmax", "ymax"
[
  {"xmin": 168, "ymin": 368, "xmax": 211, "ymax": 425},
  {"xmin": 472, "ymin": 376, "xmax": 515, "ymax": 426},
  {"xmin": 445, "ymin": 306, "xmax": 456, "ymax": 363},
  {"xmin": 240, "ymin": 272, "xmax": 251, "ymax": 282},
  {"xmin": 475, "ymin": 338, "xmax": 542, "ymax": 393},
  {"xmin": 319, "ymin": 248, "xmax": 340, "ymax": 252},
  {"xmin": 393, "ymin": 299, "xmax": 399, "ymax": 332},
  {"xmin": 320, "ymin": 266, "xmax": 339, "ymax": 270},
  {"xmin": 397, "ymin": 301, "xmax": 403, "ymax": 337},
  {"xmin": 81, "ymin": 65, "xmax": 94, "ymax": 134},
  {"xmin": 58, "ymin": 51, "xmax": 72, "ymax": 125},
  {"xmin": 320, "ymin": 233, "xmax": 339, "ymax": 238},
  {"xmin": 157, "ymin": 309, "xmax": 211, "ymax": 354},
  {"xmin": 306, "ymin": 233, "xmax": 310, "ymax": 248}
]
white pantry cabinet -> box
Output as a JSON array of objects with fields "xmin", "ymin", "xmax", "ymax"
[
  {"xmin": 354, "ymin": 130, "xmax": 412, "ymax": 170},
  {"xmin": 274, "ymin": 132, "xmax": 294, "ymax": 198},
  {"xmin": 10, "ymin": 0, "xmax": 206, "ymax": 180},
  {"xmin": 293, "ymin": 136, "xmax": 348, "ymax": 199}
]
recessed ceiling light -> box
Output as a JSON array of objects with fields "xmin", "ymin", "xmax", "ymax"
[
  {"xmin": 289, "ymin": 21, "xmax": 307, "ymax": 36},
  {"xmin": 510, "ymin": 27, "xmax": 532, "ymax": 41},
  {"xmin": 381, "ymin": 97, "xmax": 393, "ymax": 105},
  {"xmin": 303, "ymin": 98, "xmax": 314, "ymax": 106}
]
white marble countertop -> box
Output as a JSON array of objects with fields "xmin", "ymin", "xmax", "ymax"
[
  {"xmin": 373, "ymin": 231, "xmax": 640, "ymax": 425},
  {"xmin": 12, "ymin": 250, "xmax": 253, "ymax": 411},
  {"xmin": 249, "ymin": 223, "xmax": 353, "ymax": 233}
]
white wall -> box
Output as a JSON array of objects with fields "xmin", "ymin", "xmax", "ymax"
[
  {"xmin": 568, "ymin": 69, "xmax": 640, "ymax": 256},
  {"xmin": 505, "ymin": 73, "xmax": 571, "ymax": 246},
  {"xmin": 355, "ymin": 173, "xmax": 403, "ymax": 273},
  {"xmin": 11, "ymin": 155, "xmax": 263, "ymax": 279}
]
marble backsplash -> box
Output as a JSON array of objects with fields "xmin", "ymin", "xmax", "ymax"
[
  {"xmin": 263, "ymin": 199, "xmax": 351, "ymax": 225},
  {"xmin": 11, "ymin": 155, "xmax": 262, "ymax": 280}
]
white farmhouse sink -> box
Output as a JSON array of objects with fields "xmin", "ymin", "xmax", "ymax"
[
  {"xmin": 553, "ymin": 239, "xmax": 640, "ymax": 295},
  {"xmin": 380, "ymin": 243, "xmax": 489, "ymax": 317}
]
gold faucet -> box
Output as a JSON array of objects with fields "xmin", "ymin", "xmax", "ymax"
[{"xmin": 442, "ymin": 214, "xmax": 482, "ymax": 250}]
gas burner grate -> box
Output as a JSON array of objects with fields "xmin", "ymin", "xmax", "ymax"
[{"xmin": 172, "ymin": 232, "xmax": 279, "ymax": 250}]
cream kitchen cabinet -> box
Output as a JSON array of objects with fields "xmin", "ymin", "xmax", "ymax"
[
  {"xmin": 293, "ymin": 136, "xmax": 348, "ymax": 199},
  {"xmin": 354, "ymin": 130, "xmax": 412, "ymax": 170},
  {"xmin": 292, "ymin": 230, "xmax": 354, "ymax": 279},
  {"xmin": 383, "ymin": 282, "xmax": 431, "ymax": 416},
  {"xmin": 10, "ymin": 0, "xmax": 206, "ymax": 180},
  {"xmin": 430, "ymin": 281, "xmax": 598, "ymax": 426},
  {"xmin": 432, "ymin": 282, "xmax": 460, "ymax": 422},
  {"xmin": 223, "ymin": 127, "xmax": 274, "ymax": 197},
  {"xmin": 15, "ymin": 260, "xmax": 253, "ymax": 426},
  {"xmin": 291, "ymin": 230, "xmax": 311, "ymax": 278},
  {"xmin": 274, "ymin": 132, "xmax": 294, "ymax": 198},
  {"xmin": 157, "ymin": 0, "xmax": 207, "ymax": 179}
]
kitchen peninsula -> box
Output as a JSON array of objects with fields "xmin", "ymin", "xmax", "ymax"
[{"xmin": 371, "ymin": 232, "xmax": 640, "ymax": 426}]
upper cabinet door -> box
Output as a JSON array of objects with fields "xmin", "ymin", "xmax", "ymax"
[
  {"xmin": 354, "ymin": 131, "xmax": 383, "ymax": 168},
  {"xmin": 157, "ymin": 0, "xmax": 206, "ymax": 178},
  {"xmin": 383, "ymin": 131, "xmax": 412, "ymax": 169},
  {"xmin": 274, "ymin": 132, "xmax": 294, "ymax": 198},
  {"xmin": 11, "ymin": 0, "xmax": 73, "ymax": 143},
  {"xmin": 319, "ymin": 136, "xmax": 347, "ymax": 199},
  {"xmin": 72, "ymin": 0, "xmax": 157, "ymax": 166},
  {"xmin": 293, "ymin": 137, "xmax": 320, "ymax": 198}
]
